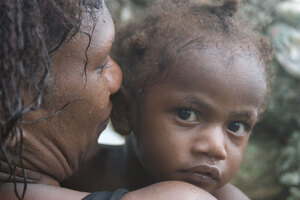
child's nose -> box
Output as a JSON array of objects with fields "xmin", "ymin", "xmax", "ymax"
[{"xmin": 191, "ymin": 125, "xmax": 227, "ymax": 161}]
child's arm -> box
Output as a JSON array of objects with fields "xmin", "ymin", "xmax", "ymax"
[{"xmin": 212, "ymin": 183, "xmax": 250, "ymax": 200}]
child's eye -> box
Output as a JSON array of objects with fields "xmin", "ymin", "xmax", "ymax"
[
  {"xmin": 227, "ymin": 122, "xmax": 249, "ymax": 136},
  {"xmin": 177, "ymin": 108, "xmax": 197, "ymax": 122}
]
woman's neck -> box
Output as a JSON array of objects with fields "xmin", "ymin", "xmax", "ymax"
[
  {"xmin": 0, "ymin": 127, "xmax": 74, "ymax": 186},
  {"xmin": 0, "ymin": 160, "xmax": 60, "ymax": 186}
]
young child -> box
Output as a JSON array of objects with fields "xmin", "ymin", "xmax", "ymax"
[{"xmin": 63, "ymin": 0, "xmax": 272, "ymax": 199}]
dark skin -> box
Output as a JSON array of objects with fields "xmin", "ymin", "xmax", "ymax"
[
  {"xmin": 62, "ymin": 144, "xmax": 247, "ymax": 200},
  {"xmin": 1, "ymin": 180, "xmax": 217, "ymax": 200},
  {"xmin": 63, "ymin": 40, "xmax": 265, "ymax": 199},
  {"xmin": 0, "ymin": 1, "xmax": 120, "ymax": 199},
  {"xmin": 0, "ymin": 1, "xmax": 216, "ymax": 199}
]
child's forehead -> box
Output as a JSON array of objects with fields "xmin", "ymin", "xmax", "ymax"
[
  {"xmin": 170, "ymin": 37, "xmax": 261, "ymax": 71},
  {"xmin": 159, "ymin": 41, "xmax": 266, "ymax": 106},
  {"xmin": 171, "ymin": 46, "xmax": 262, "ymax": 77}
]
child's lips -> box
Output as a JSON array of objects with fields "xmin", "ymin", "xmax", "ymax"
[{"xmin": 180, "ymin": 164, "xmax": 221, "ymax": 186}]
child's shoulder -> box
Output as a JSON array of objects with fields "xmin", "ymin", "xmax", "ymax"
[
  {"xmin": 98, "ymin": 144, "xmax": 126, "ymax": 158},
  {"xmin": 95, "ymin": 144, "xmax": 126, "ymax": 168},
  {"xmin": 61, "ymin": 144, "xmax": 127, "ymax": 191},
  {"xmin": 212, "ymin": 183, "xmax": 250, "ymax": 200}
]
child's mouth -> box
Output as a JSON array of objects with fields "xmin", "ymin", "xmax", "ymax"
[{"xmin": 180, "ymin": 164, "xmax": 221, "ymax": 187}]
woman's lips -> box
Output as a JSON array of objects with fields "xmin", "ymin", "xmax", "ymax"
[
  {"xmin": 97, "ymin": 118, "xmax": 110, "ymax": 135},
  {"xmin": 180, "ymin": 164, "xmax": 221, "ymax": 186}
]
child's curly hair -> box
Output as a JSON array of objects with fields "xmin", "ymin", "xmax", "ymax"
[{"xmin": 112, "ymin": 0, "xmax": 273, "ymax": 103}]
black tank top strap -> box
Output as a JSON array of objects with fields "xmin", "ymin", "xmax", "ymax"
[{"xmin": 82, "ymin": 188, "xmax": 129, "ymax": 200}]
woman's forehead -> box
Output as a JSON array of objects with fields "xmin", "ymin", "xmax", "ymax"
[{"xmin": 62, "ymin": 1, "xmax": 114, "ymax": 62}]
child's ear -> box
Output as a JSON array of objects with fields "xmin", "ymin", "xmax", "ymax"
[{"xmin": 110, "ymin": 87, "xmax": 134, "ymax": 136}]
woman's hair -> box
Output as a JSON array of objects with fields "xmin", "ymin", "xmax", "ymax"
[
  {"xmin": 0, "ymin": 0, "xmax": 102, "ymax": 199},
  {"xmin": 112, "ymin": 0, "xmax": 273, "ymax": 102}
]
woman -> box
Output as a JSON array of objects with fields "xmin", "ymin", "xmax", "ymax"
[{"xmin": 0, "ymin": 0, "xmax": 217, "ymax": 199}]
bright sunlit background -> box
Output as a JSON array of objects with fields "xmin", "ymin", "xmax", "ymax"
[{"xmin": 98, "ymin": 121, "xmax": 125, "ymax": 145}]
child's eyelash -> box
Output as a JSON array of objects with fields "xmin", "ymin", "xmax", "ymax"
[
  {"xmin": 229, "ymin": 120, "xmax": 252, "ymax": 132},
  {"xmin": 174, "ymin": 107, "xmax": 201, "ymax": 120}
]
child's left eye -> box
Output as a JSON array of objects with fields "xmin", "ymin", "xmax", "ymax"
[
  {"xmin": 177, "ymin": 108, "xmax": 197, "ymax": 122},
  {"xmin": 227, "ymin": 122, "xmax": 249, "ymax": 136}
]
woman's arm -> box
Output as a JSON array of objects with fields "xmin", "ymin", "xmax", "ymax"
[
  {"xmin": 1, "ymin": 181, "xmax": 217, "ymax": 200},
  {"xmin": 0, "ymin": 183, "xmax": 89, "ymax": 200}
]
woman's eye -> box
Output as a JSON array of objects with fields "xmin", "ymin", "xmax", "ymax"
[
  {"xmin": 177, "ymin": 109, "xmax": 197, "ymax": 122},
  {"xmin": 96, "ymin": 57, "xmax": 109, "ymax": 71},
  {"xmin": 227, "ymin": 122, "xmax": 248, "ymax": 136}
]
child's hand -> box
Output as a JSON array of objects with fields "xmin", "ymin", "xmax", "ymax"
[{"xmin": 121, "ymin": 181, "xmax": 217, "ymax": 200}]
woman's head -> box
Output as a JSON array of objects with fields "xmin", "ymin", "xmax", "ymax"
[
  {"xmin": 111, "ymin": 0, "xmax": 272, "ymax": 193},
  {"xmin": 0, "ymin": 0, "xmax": 121, "ymax": 195}
]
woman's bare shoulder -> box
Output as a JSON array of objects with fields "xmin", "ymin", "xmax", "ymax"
[
  {"xmin": 0, "ymin": 183, "xmax": 89, "ymax": 200},
  {"xmin": 212, "ymin": 183, "xmax": 250, "ymax": 200},
  {"xmin": 122, "ymin": 181, "xmax": 217, "ymax": 200}
]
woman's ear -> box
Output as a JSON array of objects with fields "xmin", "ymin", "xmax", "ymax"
[{"xmin": 110, "ymin": 87, "xmax": 134, "ymax": 136}]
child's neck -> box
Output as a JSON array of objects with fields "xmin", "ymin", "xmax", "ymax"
[
  {"xmin": 123, "ymin": 135, "xmax": 156, "ymax": 190},
  {"xmin": 62, "ymin": 139, "xmax": 155, "ymax": 192}
]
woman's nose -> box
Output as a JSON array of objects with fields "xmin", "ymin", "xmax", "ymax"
[{"xmin": 191, "ymin": 125, "xmax": 227, "ymax": 161}]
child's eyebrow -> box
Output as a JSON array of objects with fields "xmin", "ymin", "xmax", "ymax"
[
  {"xmin": 230, "ymin": 110, "xmax": 258, "ymax": 122},
  {"xmin": 178, "ymin": 96, "xmax": 258, "ymax": 121},
  {"xmin": 178, "ymin": 96, "xmax": 214, "ymax": 110}
]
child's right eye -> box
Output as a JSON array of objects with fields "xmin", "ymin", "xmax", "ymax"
[{"xmin": 177, "ymin": 108, "xmax": 197, "ymax": 122}]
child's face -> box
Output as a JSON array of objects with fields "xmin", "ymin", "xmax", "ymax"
[{"xmin": 132, "ymin": 42, "xmax": 266, "ymax": 192}]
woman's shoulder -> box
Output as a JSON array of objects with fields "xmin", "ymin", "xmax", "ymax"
[
  {"xmin": 212, "ymin": 183, "xmax": 250, "ymax": 200},
  {"xmin": 122, "ymin": 181, "xmax": 217, "ymax": 200}
]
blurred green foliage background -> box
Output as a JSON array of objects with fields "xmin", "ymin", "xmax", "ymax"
[{"xmin": 106, "ymin": 0, "xmax": 300, "ymax": 199}]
